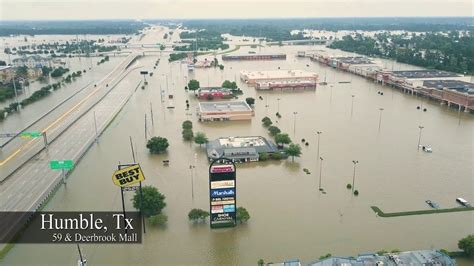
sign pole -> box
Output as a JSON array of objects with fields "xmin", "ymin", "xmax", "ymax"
[
  {"xmin": 42, "ymin": 132, "xmax": 48, "ymax": 148},
  {"xmin": 150, "ymin": 102, "xmax": 154, "ymax": 127},
  {"xmin": 139, "ymin": 181, "xmax": 146, "ymax": 234},
  {"xmin": 120, "ymin": 186, "xmax": 127, "ymax": 234},
  {"xmin": 129, "ymin": 136, "xmax": 136, "ymax": 163}
]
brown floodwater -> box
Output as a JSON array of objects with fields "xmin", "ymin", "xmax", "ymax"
[{"xmin": 1, "ymin": 37, "xmax": 473, "ymax": 265}]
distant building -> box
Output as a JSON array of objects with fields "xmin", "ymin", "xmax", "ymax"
[
  {"xmin": 256, "ymin": 80, "xmax": 317, "ymax": 91},
  {"xmin": 198, "ymin": 101, "xmax": 254, "ymax": 122},
  {"xmin": 268, "ymin": 259, "xmax": 301, "ymax": 266},
  {"xmin": 197, "ymin": 87, "xmax": 233, "ymax": 100},
  {"xmin": 12, "ymin": 56, "xmax": 52, "ymax": 68},
  {"xmin": 222, "ymin": 53, "xmax": 286, "ymax": 61},
  {"xmin": 308, "ymin": 250, "xmax": 455, "ymax": 266},
  {"xmin": 206, "ymin": 136, "xmax": 279, "ymax": 163},
  {"xmin": 418, "ymin": 80, "xmax": 474, "ymax": 112},
  {"xmin": 240, "ymin": 70, "xmax": 318, "ymax": 85}
]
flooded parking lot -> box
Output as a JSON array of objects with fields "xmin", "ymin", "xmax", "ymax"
[{"xmin": 1, "ymin": 40, "xmax": 473, "ymax": 265}]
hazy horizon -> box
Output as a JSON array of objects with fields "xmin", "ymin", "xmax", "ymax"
[{"xmin": 0, "ymin": 0, "xmax": 472, "ymax": 20}]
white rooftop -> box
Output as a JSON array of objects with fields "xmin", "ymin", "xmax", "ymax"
[
  {"xmin": 241, "ymin": 70, "xmax": 318, "ymax": 80},
  {"xmin": 199, "ymin": 101, "xmax": 251, "ymax": 112},
  {"xmin": 218, "ymin": 136, "xmax": 267, "ymax": 148}
]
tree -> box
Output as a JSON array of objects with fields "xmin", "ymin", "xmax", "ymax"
[
  {"xmin": 259, "ymin": 152, "xmax": 269, "ymax": 161},
  {"xmin": 146, "ymin": 136, "xmax": 169, "ymax": 154},
  {"xmin": 182, "ymin": 120, "xmax": 193, "ymax": 130},
  {"xmin": 0, "ymin": 60, "xmax": 6, "ymax": 66},
  {"xmin": 275, "ymin": 133, "xmax": 291, "ymax": 147},
  {"xmin": 148, "ymin": 213, "xmax": 168, "ymax": 227},
  {"xmin": 245, "ymin": 97, "xmax": 255, "ymax": 106},
  {"xmin": 284, "ymin": 143, "xmax": 302, "ymax": 162},
  {"xmin": 132, "ymin": 185, "xmax": 166, "ymax": 217},
  {"xmin": 188, "ymin": 208, "xmax": 210, "ymax": 223},
  {"xmin": 188, "ymin": 79, "xmax": 200, "ymax": 91},
  {"xmin": 222, "ymin": 80, "xmax": 237, "ymax": 89},
  {"xmin": 261, "ymin": 116, "xmax": 272, "ymax": 127},
  {"xmin": 257, "ymin": 259, "xmax": 265, "ymax": 266},
  {"xmin": 236, "ymin": 207, "xmax": 250, "ymax": 223},
  {"xmin": 15, "ymin": 66, "xmax": 28, "ymax": 78},
  {"xmin": 458, "ymin": 235, "xmax": 474, "ymax": 257},
  {"xmin": 194, "ymin": 132, "xmax": 208, "ymax": 147},
  {"xmin": 268, "ymin": 126, "xmax": 281, "ymax": 136},
  {"xmin": 182, "ymin": 129, "xmax": 194, "ymax": 141}
]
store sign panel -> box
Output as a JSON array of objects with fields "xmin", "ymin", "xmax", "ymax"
[{"xmin": 209, "ymin": 162, "xmax": 236, "ymax": 228}]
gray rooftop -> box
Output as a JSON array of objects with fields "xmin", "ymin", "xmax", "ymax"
[
  {"xmin": 308, "ymin": 250, "xmax": 455, "ymax": 266},
  {"xmin": 392, "ymin": 70, "xmax": 460, "ymax": 79},
  {"xmin": 199, "ymin": 101, "xmax": 251, "ymax": 112},
  {"xmin": 334, "ymin": 56, "xmax": 374, "ymax": 65},
  {"xmin": 423, "ymin": 80, "xmax": 474, "ymax": 94},
  {"xmin": 206, "ymin": 136, "xmax": 278, "ymax": 160}
]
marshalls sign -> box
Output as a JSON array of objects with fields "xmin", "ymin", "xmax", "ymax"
[{"xmin": 112, "ymin": 164, "xmax": 145, "ymax": 187}]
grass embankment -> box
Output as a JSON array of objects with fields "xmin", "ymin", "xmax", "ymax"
[{"xmin": 371, "ymin": 206, "xmax": 474, "ymax": 218}]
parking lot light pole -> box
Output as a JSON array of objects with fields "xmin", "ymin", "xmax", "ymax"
[
  {"xmin": 319, "ymin": 156, "xmax": 324, "ymax": 191},
  {"xmin": 417, "ymin": 125, "xmax": 424, "ymax": 150},
  {"xmin": 352, "ymin": 160, "xmax": 359, "ymax": 191}
]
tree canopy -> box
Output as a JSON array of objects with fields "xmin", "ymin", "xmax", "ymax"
[
  {"xmin": 146, "ymin": 137, "xmax": 169, "ymax": 154},
  {"xmin": 268, "ymin": 126, "xmax": 281, "ymax": 136},
  {"xmin": 236, "ymin": 207, "xmax": 250, "ymax": 223},
  {"xmin": 275, "ymin": 133, "xmax": 291, "ymax": 146},
  {"xmin": 188, "ymin": 79, "xmax": 200, "ymax": 91},
  {"xmin": 284, "ymin": 143, "xmax": 302, "ymax": 162},
  {"xmin": 459, "ymin": 235, "xmax": 474, "ymax": 257},
  {"xmin": 194, "ymin": 132, "xmax": 208, "ymax": 146},
  {"xmin": 132, "ymin": 185, "xmax": 166, "ymax": 217},
  {"xmin": 245, "ymin": 97, "xmax": 255, "ymax": 106},
  {"xmin": 188, "ymin": 208, "xmax": 210, "ymax": 223}
]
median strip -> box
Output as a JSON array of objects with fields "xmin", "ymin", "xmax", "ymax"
[{"xmin": 371, "ymin": 206, "xmax": 474, "ymax": 218}]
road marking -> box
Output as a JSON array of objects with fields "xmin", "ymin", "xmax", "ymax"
[{"xmin": 0, "ymin": 55, "xmax": 136, "ymax": 168}]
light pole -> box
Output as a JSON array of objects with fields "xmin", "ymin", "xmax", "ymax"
[
  {"xmin": 417, "ymin": 125, "xmax": 424, "ymax": 150},
  {"xmin": 293, "ymin": 112, "xmax": 298, "ymax": 138},
  {"xmin": 277, "ymin": 98, "xmax": 281, "ymax": 114},
  {"xmin": 352, "ymin": 160, "xmax": 359, "ymax": 191},
  {"xmin": 316, "ymin": 131, "xmax": 322, "ymax": 162},
  {"xmin": 351, "ymin": 95, "xmax": 355, "ymax": 117},
  {"xmin": 189, "ymin": 164, "xmax": 195, "ymax": 199},
  {"xmin": 378, "ymin": 108, "xmax": 384, "ymax": 131},
  {"xmin": 319, "ymin": 156, "xmax": 324, "ymax": 191}
]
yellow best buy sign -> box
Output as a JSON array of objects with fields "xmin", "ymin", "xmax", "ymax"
[{"xmin": 112, "ymin": 164, "xmax": 145, "ymax": 187}]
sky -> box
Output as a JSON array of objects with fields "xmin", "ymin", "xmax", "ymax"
[{"xmin": 0, "ymin": 0, "xmax": 472, "ymax": 20}]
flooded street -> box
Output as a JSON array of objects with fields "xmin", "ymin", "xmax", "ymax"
[{"xmin": 1, "ymin": 39, "xmax": 473, "ymax": 265}]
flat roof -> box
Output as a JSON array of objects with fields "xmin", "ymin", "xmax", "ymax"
[
  {"xmin": 423, "ymin": 80, "xmax": 474, "ymax": 93},
  {"xmin": 223, "ymin": 53, "xmax": 286, "ymax": 57},
  {"xmin": 392, "ymin": 70, "xmax": 461, "ymax": 79},
  {"xmin": 206, "ymin": 136, "xmax": 278, "ymax": 159},
  {"xmin": 199, "ymin": 101, "xmax": 251, "ymax": 112},
  {"xmin": 334, "ymin": 56, "xmax": 374, "ymax": 65},
  {"xmin": 241, "ymin": 70, "xmax": 318, "ymax": 80}
]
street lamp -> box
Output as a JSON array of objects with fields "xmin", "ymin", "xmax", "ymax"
[
  {"xmin": 293, "ymin": 112, "xmax": 298, "ymax": 138},
  {"xmin": 319, "ymin": 156, "xmax": 324, "ymax": 191},
  {"xmin": 277, "ymin": 98, "xmax": 281, "ymax": 114},
  {"xmin": 316, "ymin": 131, "xmax": 322, "ymax": 162},
  {"xmin": 378, "ymin": 108, "xmax": 384, "ymax": 131},
  {"xmin": 189, "ymin": 164, "xmax": 195, "ymax": 199},
  {"xmin": 417, "ymin": 125, "xmax": 424, "ymax": 150},
  {"xmin": 352, "ymin": 160, "xmax": 359, "ymax": 191}
]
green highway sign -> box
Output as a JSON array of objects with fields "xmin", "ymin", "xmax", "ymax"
[
  {"xmin": 20, "ymin": 131, "xmax": 42, "ymax": 138},
  {"xmin": 50, "ymin": 160, "xmax": 74, "ymax": 170}
]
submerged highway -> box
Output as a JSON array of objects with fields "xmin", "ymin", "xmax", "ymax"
[{"xmin": 0, "ymin": 52, "xmax": 145, "ymax": 212}]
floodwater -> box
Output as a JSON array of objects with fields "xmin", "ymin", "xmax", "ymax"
[{"xmin": 1, "ymin": 31, "xmax": 473, "ymax": 265}]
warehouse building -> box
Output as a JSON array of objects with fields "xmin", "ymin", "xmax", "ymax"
[
  {"xmin": 198, "ymin": 101, "xmax": 254, "ymax": 121},
  {"xmin": 222, "ymin": 53, "xmax": 286, "ymax": 61},
  {"xmin": 256, "ymin": 80, "xmax": 317, "ymax": 90},
  {"xmin": 206, "ymin": 136, "xmax": 279, "ymax": 163},
  {"xmin": 240, "ymin": 70, "xmax": 318, "ymax": 85}
]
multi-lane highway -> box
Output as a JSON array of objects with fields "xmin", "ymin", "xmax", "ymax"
[{"xmin": 0, "ymin": 52, "xmax": 144, "ymax": 212}]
